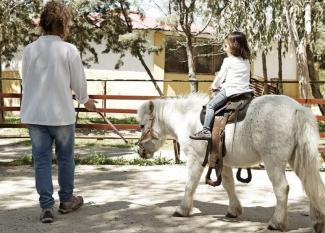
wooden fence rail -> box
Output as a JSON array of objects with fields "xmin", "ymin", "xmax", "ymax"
[
  {"xmin": 2, "ymin": 93, "xmax": 325, "ymax": 131},
  {"xmin": 1, "ymin": 93, "xmax": 325, "ymax": 157},
  {"xmin": 295, "ymin": 99, "xmax": 325, "ymax": 139},
  {"xmin": 0, "ymin": 93, "xmax": 160, "ymax": 131},
  {"xmin": 0, "ymin": 93, "xmax": 183, "ymax": 163}
]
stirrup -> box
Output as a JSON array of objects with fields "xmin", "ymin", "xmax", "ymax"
[{"xmin": 236, "ymin": 168, "xmax": 252, "ymax": 183}]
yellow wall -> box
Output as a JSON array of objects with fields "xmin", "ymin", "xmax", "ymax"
[
  {"xmin": 153, "ymin": 32, "xmax": 166, "ymax": 95},
  {"xmin": 164, "ymin": 73, "xmax": 214, "ymax": 96},
  {"xmin": 158, "ymin": 33, "xmax": 298, "ymax": 97},
  {"xmin": 153, "ymin": 32, "xmax": 165, "ymax": 81},
  {"xmin": 2, "ymin": 71, "xmax": 21, "ymax": 93},
  {"xmin": 1, "ymin": 71, "xmax": 21, "ymax": 115},
  {"xmin": 282, "ymin": 83, "xmax": 299, "ymax": 97},
  {"xmin": 153, "ymin": 31, "xmax": 215, "ymax": 96}
]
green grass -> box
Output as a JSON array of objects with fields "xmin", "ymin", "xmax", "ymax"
[
  {"xmin": 75, "ymin": 140, "xmax": 134, "ymax": 148},
  {"xmin": 1, "ymin": 140, "xmax": 135, "ymax": 148},
  {"xmin": 319, "ymin": 122, "xmax": 325, "ymax": 132},
  {"xmin": 2, "ymin": 116, "xmax": 21, "ymax": 124},
  {"xmin": 2, "ymin": 116, "xmax": 138, "ymax": 125},
  {"xmin": 8, "ymin": 140, "xmax": 32, "ymax": 146},
  {"xmin": 0, "ymin": 154, "xmax": 181, "ymax": 166},
  {"xmin": 77, "ymin": 116, "xmax": 138, "ymax": 125},
  {"xmin": 0, "ymin": 155, "xmax": 33, "ymax": 166}
]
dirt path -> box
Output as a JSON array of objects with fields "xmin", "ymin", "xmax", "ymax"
[{"xmin": 0, "ymin": 165, "xmax": 319, "ymax": 233}]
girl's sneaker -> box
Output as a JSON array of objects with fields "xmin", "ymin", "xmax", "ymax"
[{"xmin": 190, "ymin": 129, "xmax": 212, "ymax": 140}]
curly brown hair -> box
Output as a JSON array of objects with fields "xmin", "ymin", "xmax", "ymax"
[
  {"xmin": 225, "ymin": 31, "xmax": 250, "ymax": 60},
  {"xmin": 39, "ymin": 1, "xmax": 71, "ymax": 38}
]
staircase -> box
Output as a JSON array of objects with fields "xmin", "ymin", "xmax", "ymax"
[{"xmin": 250, "ymin": 77, "xmax": 279, "ymax": 97}]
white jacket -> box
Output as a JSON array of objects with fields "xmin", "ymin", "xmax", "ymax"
[
  {"xmin": 211, "ymin": 56, "xmax": 252, "ymax": 97},
  {"xmin": 21, "ymin": 35, "xmax": 89, "ymax": 125}
]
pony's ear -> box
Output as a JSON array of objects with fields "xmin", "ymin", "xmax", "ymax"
[{"xmin": 149, "ymin": 101, "xmax": 154, "ymax": 113}]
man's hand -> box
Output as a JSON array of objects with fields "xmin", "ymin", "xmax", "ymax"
[{"xmin": 84, "ymin": 98, "xmax": 97, "ymax": 112}]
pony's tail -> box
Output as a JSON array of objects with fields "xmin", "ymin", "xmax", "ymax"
[{"xmin": 291, "ymin": 106, "xmax": 325, "ymax": 215}]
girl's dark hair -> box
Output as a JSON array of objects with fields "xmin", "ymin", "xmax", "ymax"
[
  {"xmin": 225, "ymin": 31, "xmax": 250, "ymax": 59},
  {"xmin": 39, "ymin": 1, "xmax": 70, "ymax": 37}
]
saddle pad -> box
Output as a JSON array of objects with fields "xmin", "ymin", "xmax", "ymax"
[{"xmin": 200, "ymin": 92, "xmax": 254, "ymax": 125}]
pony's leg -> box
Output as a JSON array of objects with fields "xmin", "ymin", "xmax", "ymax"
[
  {"xmin": 310, "ymin": 203, "xmax": 325, "ymax": 233},
  {"xmin": 174, "ymin": 154, "xmax": 204, "ymax": 217},
  {"xmin": 264, "ymin": 162, "xmax": 289, "ymax": 231},
  {"xmin": 222, "ymin": 166, "xmax": 242, "ymax": 218}
]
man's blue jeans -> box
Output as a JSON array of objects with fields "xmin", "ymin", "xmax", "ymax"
[
  {"xmin": 27, "ymin": 124, "xmax": 75, "ymax": 209},
  {"xmin": 203, "ymin": 89, "xmax": 228, "ymax": 130}
]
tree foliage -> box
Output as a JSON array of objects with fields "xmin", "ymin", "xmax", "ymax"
[
  {"xmin": 0, "ymin": 0, "xmax": 41, "ymax": 67},
  {"xmin": 212, "ymin": 0, "xmax": 288, "ymax": 57},
  {"xmin": 0, "ymin": 0, "xmax": 41, "ymax": 122},
  {"xmin": 212, "ymin": 0, "xmax": 324, "ymax": 99},
  {"xmin": 156, "ymin": 0, "xmax": 227, "ymax": 92},
  {"xmin": 66, "ymin": 0, "xmax": 104, "ymax": 67},
  {"xmin": 78, "ymin": 0, "xmax": 164, "ymax": 95}
]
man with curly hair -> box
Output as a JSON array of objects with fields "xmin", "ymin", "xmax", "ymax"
[{"xmin": 21, "ymin": 0, "xmax": 97, "ymax": 223}]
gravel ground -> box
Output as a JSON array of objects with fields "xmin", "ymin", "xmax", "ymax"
[
  {"xmin": 0, "ymin": 135, "xmax": 324, "ymax": 233},
  {"xmin": 0, "ymin": 165, "xmax": 322, "ymax": 233}
]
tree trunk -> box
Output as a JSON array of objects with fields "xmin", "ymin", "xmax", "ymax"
[
  {"xmin": 0, "ymin": 55, "xmax": 4, "ymax": 123},
  {"xmin": 306, "ymin": 45, "xmax": 325, "ymax": 115},
  {"xmin": 119, "ymin": 4, "xmax": 164, "ymax": 97},
  {"xmin": 136, "ymin": 50, "xmax": 164, "ymax": 96},
  {"xmin": 262, "ymin": 51, "xmax": 268, "ymax": 95},
  {"xmin": 285, "ymin": 1, "xmax": 311, "ymax": 99},
  {"xmin": 186, "ymin": 36, "xmax": 197, "ymax": 93},
  {"xmin": 296, "ymin": 40, "xmax": 310, "ymax": 98},
  {"xmin": 277, "ymin": 40, "xmax": 283, "ymax": 94}
]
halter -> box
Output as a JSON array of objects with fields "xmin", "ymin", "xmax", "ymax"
[{"xmin": 137, "ymin": 113, "xmax": 159, "ymax": 147}]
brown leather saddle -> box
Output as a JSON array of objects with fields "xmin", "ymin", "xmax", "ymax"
[{"xmin": 200, "ymin": 91, "xmax": 254, "ymax": 187}]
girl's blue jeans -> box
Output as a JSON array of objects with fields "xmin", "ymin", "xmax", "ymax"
[
  {"xmin": 27, "ymin": 124, "xmax": 75, "ymax": 209},
  {"xmin": 203, "ymin": 89, "xmax": 228, "ymax": 130}
]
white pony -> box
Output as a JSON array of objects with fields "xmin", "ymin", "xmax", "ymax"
[{"xmin": 137, "ymin": 93, "xmax": 325, "ymax": 232}]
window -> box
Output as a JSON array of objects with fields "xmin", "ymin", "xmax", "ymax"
[
  {"xmin": 195, "ymin": 40, "xmax": 213, "ymax": 74},
  {"xmin": 164, "ymin": 37, "xmax": 188, "ymax": 73},
  {"xmin": 213, "ymin": 45, "xmax": 226, "ymax": 74},
  {"xmin": 164, "ymin": 36, "xmax": 226, "ymax": 74}
]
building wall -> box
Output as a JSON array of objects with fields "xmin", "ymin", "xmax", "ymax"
[
  {"xmin": 164, "ymin": 73, "xmax": 214, "ymax": 96},
  {"xmin": 85, "ymin": 32, "xmax": 155, "ymax": 73},
  {"xmin": 1, "ymin": 71, "xmax": 21, "ymax": 110},
  {"xmin": 154, "ymin": 32, "xmax": 215, "ymax": 95},
  {"xmin": 252, "ymin": 44, "xmax": 299, "ymax": 97},
  {"xmin": 160, "ymin": 34, "xmax": 299, "ymax": 97},
  {"xmin": 2, "ymin": 30, "xmax": 301, "ymax": 116},
  {"xmin": 3, "ymin": 31, "xmax": 300, "ymax": 98}
]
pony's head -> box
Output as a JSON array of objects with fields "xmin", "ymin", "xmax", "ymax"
[{"xmin": 136, "ymin": 100, "xmax": 165, "ymax": 159}]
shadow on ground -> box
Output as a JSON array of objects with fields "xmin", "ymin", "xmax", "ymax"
[{"xmin": 0, "ymin": 165, "xmax": 315, "ymax": 233}]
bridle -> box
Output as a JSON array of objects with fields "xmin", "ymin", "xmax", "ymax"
[{"xmin": 137, "ymin": 113, "xmax": 159, "ymax": 148}]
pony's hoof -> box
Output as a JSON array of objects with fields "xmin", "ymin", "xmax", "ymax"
[
  {"xmin": 173, "ymin": 211, "xmax": 185, "ymax": 217},
  {"xmin": 267, "ymin": 223, "xmax": 286, "ymax": 232},
  {"xmin": 313, "ymin": 222, "xmax": 324, "ymax": 233},
  {"xmin": 225, "ymin": 213, "xmax": 237, "ymax": 218}
]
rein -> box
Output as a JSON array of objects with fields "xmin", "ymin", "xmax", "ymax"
[{"xmin": 137, "ymin": 113, "xmax": 159, "ymax": 146}]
